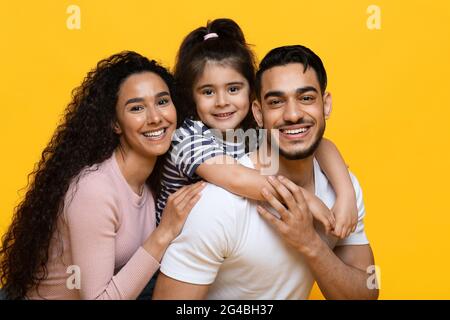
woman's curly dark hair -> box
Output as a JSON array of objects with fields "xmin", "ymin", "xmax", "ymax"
[{"xmin": 0, "ymin": 51, "xmax": 176, "ymax": 299}]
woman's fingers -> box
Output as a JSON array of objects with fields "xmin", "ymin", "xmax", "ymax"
[
  {"xmin": 180, "ymin": 193, "xmax": 201, "ymax": 216},
  {"xmin": 176, "ymin": 182, "xmax": 206, "ymax": 211},
  {"xmin": 172, "ymin": 181, "xmax": 204, "ymax": 207}
]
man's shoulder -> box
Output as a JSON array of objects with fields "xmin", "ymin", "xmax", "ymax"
[
  {"xmin": 314, "ymin": 158, "xmax": 363, "ymax": 196},
  {"xmin": 196, "ymin": 183, "xmax": 249, "ymax": 210}
]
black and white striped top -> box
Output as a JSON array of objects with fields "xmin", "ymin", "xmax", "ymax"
[{"xmin": 156, "ymin": 119, "xmax": 246, "ymax": 223}]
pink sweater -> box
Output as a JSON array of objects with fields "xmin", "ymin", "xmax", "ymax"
[{"xmin": 27, "ymin": 154, "xmax": 160, "ymax": 299}]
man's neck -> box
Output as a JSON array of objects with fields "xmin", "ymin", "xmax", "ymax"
[{"xmin": 250, "ymin": 149, "xmax": 316, "ymax": 193}]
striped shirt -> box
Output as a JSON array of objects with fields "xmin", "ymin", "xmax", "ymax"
[{"xmin": 156, "ymin": 119, "xmax": 246, "ymax": 223}]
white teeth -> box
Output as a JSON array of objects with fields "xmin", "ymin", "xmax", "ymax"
[
  {"xmin": 215, "ymin": 112, "xmax": 234, "ymax": 117},
  {"xmin": 143, "ymin": 129, "xmax": 165, "ymax": 137},
  {"xmin": 283, "ymin": 128, "xmax": 308, "ymax": 134}
]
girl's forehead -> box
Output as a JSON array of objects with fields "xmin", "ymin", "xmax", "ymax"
[{"xmin": 196, "ymin": 61, "xmax": 247, "ymax": 84}]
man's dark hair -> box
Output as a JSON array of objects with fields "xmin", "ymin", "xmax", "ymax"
[{"xmin": 255, "ymin": 45, "xmax": 327, "ymax": 100}]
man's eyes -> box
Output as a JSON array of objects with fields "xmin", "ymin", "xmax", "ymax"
[
  {"xmin": 300, "ymin": 95, "xmax": 316, "ymax": 103},
  {"xmin": 268, "ymin": 99, "xmax": 283, "ymax": 106}
]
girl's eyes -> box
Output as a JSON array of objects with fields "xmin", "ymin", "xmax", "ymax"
[
  {"xmin": 201, "ymin": 86, "xmax": 241, "ymax": 96},
  {"xmin": 228, "ymin": 86, "xmax": 240, "ymax": 93},
  {"xmin": 202, "ymin": 89, "xmax": 214, "ymax": 96}
]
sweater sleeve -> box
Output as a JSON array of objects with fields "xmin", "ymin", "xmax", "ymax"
[{"xmin": 64, "ymin": 180, "xmax": 160, "ymax": 300}]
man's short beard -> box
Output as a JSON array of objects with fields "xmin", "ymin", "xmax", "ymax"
[{"xmin": 272, "ymin": 120, "xmax": 326, "ymax": 160}]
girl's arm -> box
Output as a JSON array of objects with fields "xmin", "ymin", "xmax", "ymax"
[
  {"xmin": 315, "ymin": 138, "xmax": 358, "ymax": 238},
  {"xmin": 195, "ymin": 155, "xmax": 334, "ymax": 233}
]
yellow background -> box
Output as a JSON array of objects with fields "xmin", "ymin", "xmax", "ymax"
[{"xmin": 1, "ymin": 0, "xmax": 449, "ymax": 299}]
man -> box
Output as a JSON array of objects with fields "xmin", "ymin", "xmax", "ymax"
[{"xmin": 153, "ymin": 45, "xmax": 379, "ymax": 300}]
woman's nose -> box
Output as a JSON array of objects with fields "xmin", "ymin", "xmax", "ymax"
[{"xmin": 146, "ymin": 105, "xmax": 162, "ymax": 124}]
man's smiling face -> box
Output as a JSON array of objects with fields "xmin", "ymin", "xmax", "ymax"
[{"xmin": 253, "ymin": 63, "xmax": 332, "ymax": 160}]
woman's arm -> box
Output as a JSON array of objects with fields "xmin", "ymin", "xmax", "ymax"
[
  {"xmin": 315, "ymin": 138, "xmax": 358, "ymax": 238},
  {"xmin": 142, "ymin": 182, "xmax": 205, "ymax": 261},
  {"xmin": 67, "ymin": 181, "xmax": 204, "ymax": 300}
]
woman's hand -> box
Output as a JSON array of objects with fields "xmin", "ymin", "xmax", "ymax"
[
  {"xmin": 143, "ymin": 181, "xmax": 206, "ymax": 261},
  {"xmin": 159, "ymin": 181, "xmax": 206, "ymax": 239}
]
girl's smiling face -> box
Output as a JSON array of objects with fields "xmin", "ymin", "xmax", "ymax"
[{"xmin": 193, "ymin": 61, "xmax": 250, "ymax": 132}]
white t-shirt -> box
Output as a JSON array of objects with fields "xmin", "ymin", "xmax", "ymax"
[{"xmin": 160, "ymin": 154, "xmax": 369, "ymax": 299}]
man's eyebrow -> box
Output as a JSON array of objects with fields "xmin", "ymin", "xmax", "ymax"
[
  {"xmin": 296, "ymin": 86, "xmax": 319, "ymax": 94},
  {"xmin": 263, "ymin": 86, "xmax": 319, "ymax": 100},
  {"xmin": 263, "ymin": 90, "xmax": 285, "ymax": 100}
]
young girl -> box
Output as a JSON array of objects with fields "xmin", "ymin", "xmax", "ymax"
[{"xmin": 156, "ymin": 18, "xmax": 357, "ymax": 239}]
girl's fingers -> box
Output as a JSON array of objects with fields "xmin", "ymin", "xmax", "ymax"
[
  {"xmin": 317, "ymin": 211, "xmax": 333, "ymax": 234},
  {"xmin": 333, "ymin": 223, "xmax": 343, "ymax": 238},
  {"xmin": 257, "ymin": 205, "xmax": 284, "ymax": 232}
]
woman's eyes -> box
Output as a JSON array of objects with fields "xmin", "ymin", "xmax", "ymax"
[
  {"xmin": 130, "ymin": 105, "xmax": 144, "ymax": 112},
  {"xmin": 129, "ymin": 98, "xmax": 170, "ymax": 111},
  {"xmin": 157, "ymin": 98, "xmax": 170, "ymax": 106}
]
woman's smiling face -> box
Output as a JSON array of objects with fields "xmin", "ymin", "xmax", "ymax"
[{"xmin": 114, "ymin": 71, "xmax": 177, "ymax": 159}]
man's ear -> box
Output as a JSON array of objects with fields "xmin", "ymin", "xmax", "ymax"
[
  {"xmin": 323, "ymin": 92, "xmax": 332, "ymax": 120},
  {"xmin": 112, "ymin": 121, "xmax": 122, "ymax": 135},
  {"xmin": 251, "ymin": 99, "xmax": 264, "ymax": 127}
]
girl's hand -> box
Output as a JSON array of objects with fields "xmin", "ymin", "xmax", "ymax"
[
  {"xmin": 331, "ymin": 195, "xmax": 358, "ymax": 239},
  {"xmin": 299, "ymin": 185, "xmax": 336, "ymax": 235}
]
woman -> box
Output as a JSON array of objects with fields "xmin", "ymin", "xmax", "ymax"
[{"xmin": 0, "ymin": 51, "xmax": 204, "ymax": 299}]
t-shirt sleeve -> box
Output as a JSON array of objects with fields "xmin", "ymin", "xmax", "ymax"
[
  {"xmin": 335, "ymin": 172, "xmax": 370, "ymax": 246},
  {"xmin": 159, "ymin": 185, "xmax": 237, "ymax": 285},
  {"xmin": 64, "ymin": 180, "xmax": 160, "ymax": 300},
  {"xmin": 169, "ymin": 121, "xmax": 227, "ymax": 178}
]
